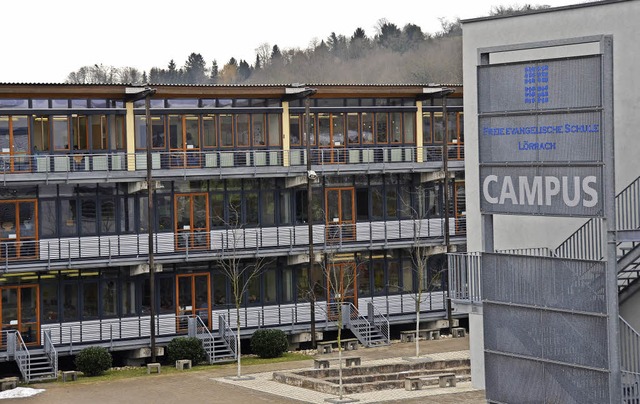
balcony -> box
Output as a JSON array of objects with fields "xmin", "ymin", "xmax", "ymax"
[
  {"xmin": 0, "ymin": 146, "xmax": 465, "ymax": 184},
  {"xmin": 0, "ymin": 218, "xmax": 466, "ymax": 272}
]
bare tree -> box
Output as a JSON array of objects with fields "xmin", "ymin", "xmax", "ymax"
[
  {"xmin": 216, "ymin": 203, "xmax": 271, "ymax": 379},
  {"xmin": 398, "ymin": 183, "xmax": 448, "ymax": 358},
  {"xmin": 322, "ymin": 248, "xmax": 359, "ymax": 402}
]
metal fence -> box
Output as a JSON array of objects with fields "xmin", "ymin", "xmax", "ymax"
[
  {"xmin": 0, "ymin": 145, "xmax": 464, "ymax": 177},
  {"xmin": 0, "ymin": 218, "xmax": 464, "ymax": 271}
]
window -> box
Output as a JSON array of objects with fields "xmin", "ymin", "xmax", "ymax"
[
  {"xmin": 390, "ymin": 112, "xmax": 402, "ymax": 143},
  {"xmin": 264, "ymin": 270, "xmax": 276, "ymax": 304},
  {"xmin": 361, "ymin": 112, "xmax": 373, "ymax": 144},
  {"xmin": 203, "ymin": 115, "xmax": 217, "ymax": 147},
  {"xmin": 289, "ymin": 115, "xmax": 301, "ymax": 146},
  {"xmin": 375, "ymin": 113, "xmax": 388, "ymax": 144},
  {"xmin": 52, "ymin": 116, "xmax": 69, "ymax": 151},
  {"xmin": 102, "ymin": 277, "xmax": 117, "ymax": 317},
  {"xmin": 252, "ymin": 114, "xmax": 265, "ymax": 146},
  {"xmin": 403, "ymin": 112, "xmax": 415, "ymax": 144},
  {"xmin": 220, "ymin": 114, "xmax": 233, "ymax": 147},
  {"xmin": 422, "ymin": 112, "xmax": 432, "ymax": 144},
  {"xmin": 82, "ymin": 279, "xmax": 99, "ymax": 320},
  {"xmin": 33, "ymin": 116, "xmax": 50, "ymax": 151},
  {"xmin": 347, "ymin": 113, "xmax": 359, "ymax": 144},
  {"xmin": 358, "ymin": 263, "xmax": 371, "ymax": 297},
  {"xmin": 268, "ymin": 114, "xmax": 281, "ymax": 146},
  {"xmin": 236, "ymin": 114, "xmax": 250, "ymax": 147}
]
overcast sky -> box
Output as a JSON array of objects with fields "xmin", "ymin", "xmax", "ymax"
[{"xmin": 3, "ymin": 0, "xmax": 579, "ymax": 83}]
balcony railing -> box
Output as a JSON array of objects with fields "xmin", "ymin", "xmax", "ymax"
[
  {"xmin": 30, "ymin": 291, "xmax": 445, "ymax": 353},
  {"xmin": 0, "ymin": 146, "xmax": 464, "ymax": 178},
  {"xmin": 0, "ymin": 218, "xmax": 464, "ymax": 271},
  {"xmin": 448, "ymin": 252, "xmax": 482, "ymax": 303}
]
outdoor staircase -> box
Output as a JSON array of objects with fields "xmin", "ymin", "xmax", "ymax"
[
  {"xmin": 204, "ymin": 335, "xmax": 236, "ymax": 363},
  {"xmin": 348, "ymin": 320, "xmax": 388, "ymax": 347},
  {"xmin": 321, "ymin": 302, "xmax": 390, "ymax": 348},
  {"xmin": 189, "ymin": 316, "xmax": 236, "ymax": 364},
  {"xmin": 553, "ymin": 175, "xmax": 640, "ymax": 299},
  {"xmin": 26, "ymin": 350, "xmax": 57, "ymax": 382}
]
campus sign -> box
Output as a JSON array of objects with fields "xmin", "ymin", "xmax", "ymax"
[{"xmin": 478, "ymin": 55, "xmax": 604, "ymax": 217}]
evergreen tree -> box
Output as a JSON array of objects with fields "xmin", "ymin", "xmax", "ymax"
[
  {"xmin": 210, "ymin": 60, "xmax": 219, "ymax": 83},
  {"xmin": 238, "ymin": 60, "xmax": 252, "ymax": 81},
  {"xmin": 184, "ymin": 52, "xmax": 208, "ymax": 84}
]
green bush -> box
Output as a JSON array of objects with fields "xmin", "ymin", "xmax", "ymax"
[
  {"xmin": 75, "ymin": 347, "xmax": 112, "ymax": 376},
  {"xmin": 250, "ymin": 329, "xmax": 289, "ymax": 358},
  {"xmin": 166, "ymin": 337, "xmax": 207, "ymax": 365}
]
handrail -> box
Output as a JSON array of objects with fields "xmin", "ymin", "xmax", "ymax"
[
  {"xmin": 495, "ymin": 247, "xmax": 555, "ymax": 257},
  {"xmin": 43, "ymin": 329, "xmax": 58, "ymax": 378},
  {"xmin": 620, "ymin": 316, "xmax": 640, "ymax": 402},
  {"xmin": 448, "ymin": 252, "xmax": 482, "ymax": 303},
  {"xmin": 12, "ymin": 330, "xmax": 31, "ymax": 382},
  {"xmin": 367, "ymin": 302, "xmax": 390, "ymax": 344},
  {"xmin": 0, "ymin": 217, "xmax": 465, "ymax": 272},
  {"xmin": 192, "ymin": 316, "xmax": 216, "ymax": 364},
  {"xmin": 0, "ymin": 146, "xmax": 464, "ymax": 178},
  {"xmin": 218, "ymin": 314, "xmax": 237, "ymax": 359}
]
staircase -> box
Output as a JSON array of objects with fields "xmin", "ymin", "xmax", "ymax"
[
  {"xmin": 27, "ymin": 351, "xmax": 57, "ymax": 381},
  {"xmin": 322, "ymin": 302, "xmax": 390, "ymax": 347},
  {"xmin": 7, "ymin": 329, "xmax": 57, "ymax": 383},
  {"xmin": 188, "ymin": 316, "xmax": 236, "ymax": 364},
  {"xmin": 554, "ymin": 175, "xmax": 640, "ymax": 298}
]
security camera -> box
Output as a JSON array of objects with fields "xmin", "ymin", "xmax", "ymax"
[{"xmin": 307, "ymin": 170, "xmax": 318, "ymax": 181}]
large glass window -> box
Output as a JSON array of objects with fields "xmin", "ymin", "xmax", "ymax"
[
  {"xmin": 236, "ymin": 114, "xmax": 250, "ymax": 147},
  {"xmin": 252, "ymin": 114, "xmax": 265, "ymax": 146},
  {"xmin": 41, "ymin": 282, "xmax": 59, "ymax": 322},
  {"xmin": 203, "ymin": 115, "xmax": 217, "ymax": 147},
  {"xmin": 102, "ymin": 276, "xmax": 118, "ymax": 317},
  {"xmin": 375, "ymin": 113, "xmax": 388, "ymax": 144},
  {"xmin": 62, "ymin": 282, "xmax": 78, "ymax": 321},
  {"xmin": 220, "ymin": 114, "xmax": 233, "ymax": 147},
  {"xmin": 82, "ymin": 279, "xmax": 99, "ymax": 320},
  {"xmin": 52, "ymin": 116, "xmax": 69, "ymax": 151},
  {"xmin": 404, "ymin": 112, "xmax": 415, "ymax": 144},
  {"xmin": 33, "ymin": 116, "xmax": 50, "ymax": 151},
  {"xmin": 268, "ymin": 114, "xmax": 281, "ymax": 146},
  {"xmin": 264, "ymin": 270, "xmax": 276, "ymax": 304}
]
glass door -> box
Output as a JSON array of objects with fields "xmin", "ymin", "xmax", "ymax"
[
  {"xmin": 174, "ymin": 193, "xmax": 209, "ymax": 251},
  {"xmin": 176, "ymin": 273, "xmax": 211, "ymax": 332},
  {"xmin": 325, "ymin": 188, "xmax": 355, "ymax": 242},
  {"xmin": 318, "ymin": 113, "xmax": 346, "ymax": 164},
  {"xmin": 0, "ymin": 200, "xmax": 38, "ymax": 260},
  {"xmin": 0, "ymin": 116, "xmax": 30, "ymax": 173},
  {"xmin": 169, "ymin": 115, "xmax": 201, "ymax": 168},
  {"xmin": 1, "ymin": 285, "xmax": 39, "ymax": 347}
]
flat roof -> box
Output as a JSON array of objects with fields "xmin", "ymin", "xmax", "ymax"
[{"xmin": 461, "ymin": 0, "xmax": 634, "ymax": 25}]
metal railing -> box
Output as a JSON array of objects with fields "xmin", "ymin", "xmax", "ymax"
[
  {"xmin": 43, "ymin": 329, "xmax": 57, "ymax": 378},
  {"xmin": 218, "ymin": 315, "xmax": 237, "ymax": 359},
  {"xmin": 0, "ymin": 146, "xmax": 465, "ymax": 177},
  {"xmin": 189, "ymin": 316, "xmax": 216, "ymax": 364},
  {"xmin": 448, "ymin": 252, "xmax": 482, "ymax": 303},
  {"xmin": 621, "ymin": 316, "xmax": 640, "ymax": 403},
  {"xmin": 496, "ymin": 247, "xmax": 556, "ymax": 257},
  {"xmin": 12, "ymin": 331, "xmax": 31, "ymax": 382},
  {"xmin": 367, "ymin": 302, "xmax": 390, "ymax": 345},
  {"xmin": 0, "ymin": 218, "xmax": 463, "ymax": 271}
]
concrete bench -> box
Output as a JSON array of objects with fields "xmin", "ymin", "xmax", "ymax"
[
  {"xmin": 404, "ymin": 373, "xmax": 457, "ymax": 390},
  {"xmin": 313, "ymin": 356, "xmax": 361, "ymax": 369},
  {"xmin": 62, "ymin": 370, "xmax": 78, "ymax": 382},
  {"xmin": 175, "ymin": 359, "xmax": 192, "ymax": 370},
  {"xmin": 452, "ymin": 327, "xmax": 467, "ymax": 338},
  {"xmin": 147, "ymin": 362, "xmax": 161, "ymax": 374},
  {"xmin": 317, "ymin": 338, "xmax": 359, "ymax": 354},
  {"xmin": 0, "ymin": 376, "xmax": 18, "ymax": 391},
  {"xmin": 400, "ymin": 329, "xmax": 440, "ymax": 343}
]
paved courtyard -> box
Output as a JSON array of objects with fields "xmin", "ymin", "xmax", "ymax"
[{"xmin": 19, "ymin": 336, "xmax": 485, "ymax": 404}]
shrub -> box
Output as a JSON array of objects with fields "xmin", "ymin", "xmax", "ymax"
[
  {"xmin": 166, "ymin": 337, "xmax": 207, "ymax": 365},
  {"xmin": 250, "ymin": 329, "xmax": 289, "ymax": 358},
  {"xmin": 75, "ymin": 346, "xmax": 112, "ymax": 376}
]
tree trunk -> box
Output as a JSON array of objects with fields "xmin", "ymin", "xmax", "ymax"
[
  {"xmin": 236, "ymin": 304, "xmax": 242, "ymax": 378},
  {"xmin": 415, "ymin": 293, "xmax": 421, "ymax": 358}
]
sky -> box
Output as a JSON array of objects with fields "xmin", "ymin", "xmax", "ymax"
[{"xmin": 3, "ymin": 0, "xmax": 580, "ymax": 83}]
